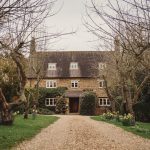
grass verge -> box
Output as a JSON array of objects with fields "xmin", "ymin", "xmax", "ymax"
[
  {"xmin": 91, "ymin": 116, "xmax": 150, "ymax": 139},
  {"xmin": 0, "ymin": 115, "xmax": 59, "ymax": 149}
]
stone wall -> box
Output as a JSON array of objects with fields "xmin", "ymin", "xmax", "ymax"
[
  {"xmin": 26, "ymin": 78, "xmax": 110, "ymax": 115},
  {"xmin": 26, "ymin": 78, "xmax": 108, "ymax": 97}
]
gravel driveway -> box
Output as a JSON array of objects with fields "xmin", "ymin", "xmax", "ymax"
[{"xmin": 13, "ymin": 115, "xmax": 150, "ymax": 150}]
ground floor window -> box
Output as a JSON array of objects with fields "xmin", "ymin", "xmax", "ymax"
[
  {"xmin": 98, "ymin": 97, "xmax": 110, "ymax": 106},
  {"xmin": 45, "ymin": 98, "xmax": 56, "ymax": 106}
]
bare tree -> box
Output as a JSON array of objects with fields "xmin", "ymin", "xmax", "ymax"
[
  {"xmin": 0, "ymin": 0, "xmax": 59, "ymax": 122},
  {"xmin": 84, "ymin": 0, "xmax": 150, "ymax": 114}
]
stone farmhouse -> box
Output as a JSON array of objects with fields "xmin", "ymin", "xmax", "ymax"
[{"xmin": 26, "ymin": 51, "xmax": 111, "ymax": 114}]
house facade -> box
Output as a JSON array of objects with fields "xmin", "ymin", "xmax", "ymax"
[{"xmin": 26, "ymin": 51, "xmax": 111, "ymax": 114}]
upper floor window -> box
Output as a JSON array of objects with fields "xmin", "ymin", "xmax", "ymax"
[
  {"xmin": 99, "ymin": 80, "xmax": 106, "ymax": 88},
  {"xmin": 45, "ymin": 98, "xmax": 56, "ymax": 106},
  {"xmin": 70, "ymin": 62, "xmax": 78, "ymax": 69},
  {"xmin": 98, "ymin": 98, "xmax": 110, "ymax": 106},
  {"xmin": 46, "ymin": 80, "xmax": 57, "ymax": 88},
  {"xmin": 48, "ymin": 63, "xmax": 56, "ymax": 70},
  {"xmin": 98, "ymin": 63, "xmax": 106, "ymax": 70},
  {"xmin": 71, "ymin": 80, "xmax": 78, "ymax": 88}
]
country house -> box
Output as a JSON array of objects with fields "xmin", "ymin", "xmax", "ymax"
[{"xmin": 26, "ymin": 51, "xmax": 111, "ymax": 114}]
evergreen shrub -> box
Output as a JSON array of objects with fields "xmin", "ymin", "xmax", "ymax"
[{"xmin": 80, "ymin": 91, "xmax": 97, "ymax": 115}]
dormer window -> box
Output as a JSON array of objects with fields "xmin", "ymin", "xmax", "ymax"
[
  {"xmin": 98, "ymin": 63, "xmax": 106, "ymax": 70},
  {"xmin": 48, "ymin": 63, "xmax": 56, "ymax": 70},
  {"xmin": 70, "ymin": 62, "xmax": 78, "ymax": 70}
]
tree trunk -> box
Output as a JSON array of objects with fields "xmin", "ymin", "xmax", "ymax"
[
  {"xmin": 121, "ymin": 81, "xmax": 134, "ymax": 114},
  {"xmin": 24, "ymin": 92, "xmax": 31, "ymax": 119},
  {"xmin": 0, "ymin": 88, "xmax": 14, "ymax": 125},
  {"xmin": 11, "ymin": 50, "xmax": 28, "ymax": 118},
  {"xmin": 102, "ymin": 75, "xmax": 116, "ymax": 111},
  {"xmin": 35, "ymin": 74, "xmax": 40, "ymax": 102}
]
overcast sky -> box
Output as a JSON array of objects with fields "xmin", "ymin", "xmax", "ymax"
[{"xmin": 45, "ymin": 0, "xmax": 98, "ymax": 51}]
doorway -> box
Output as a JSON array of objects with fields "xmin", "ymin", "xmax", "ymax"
[{"xmin": 69, "ymin": 98, "xmax": 79, "ymax": 113}]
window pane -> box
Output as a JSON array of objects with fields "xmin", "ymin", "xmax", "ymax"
[
  {"xmin": 71, "ymin": 81, "xmax": 78, "ymax": 88},
  {"xmin": 54, "ymin": 82, "xmax": 56, "ymax": 87},
  {"xmin": 103, "ymin": 99, "xmax": 106, "ymax": 105},
  {"xmin": 99, "ymin": 80, "xmax": 105, "ymax": 88},
  {"xmin": 100, "ymin": 99, "xmax": 103, "ymax": 105},
  {"xmin": 107, "ymin": 99, "xmax": 111, "ymax": 105},
  {"xmin": 50, "ymin": 99, "xmax": 53, "ymax": 105},
  {"xmin": 75, "ymin": 83, "xmax": 78, "ymax": 87},
  {"xmin": 72, "ymin": 82, "xmax": 74, "ymax": 87},
  {"xmin": 70, "ymin": 62, "xmax": 78, "ymax": 69},
  {"xmin": 48, "ymin": 63, "xmax": 56, "ymax": 70},
  {"xmin": 54, "ymin": 99, "xmax": 56, "ymax": 105},
  {"xmin": 45, "ymin": 99, "xmax": 49, "ymax": 105},
  {"xmin": 99, "ymin": 82, "xmax": 102, "ymax": 87}
]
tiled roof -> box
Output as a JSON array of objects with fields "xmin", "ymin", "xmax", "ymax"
[{"xmin": 26, "ymin": 51, "xmax": 111, "ymax": 78}]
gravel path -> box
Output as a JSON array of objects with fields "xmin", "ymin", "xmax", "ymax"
[{"xmin": 13, "ymin": 115, "xmax": 150, "ymax": 150}]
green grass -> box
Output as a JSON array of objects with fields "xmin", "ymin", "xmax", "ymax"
[
  {"xmin": 91, "ymin": 116, "xmax": 150, "ymax": 139},
  {"xmin": 0, "ymin": 115, "xmax": 59, "ymax": 150}
]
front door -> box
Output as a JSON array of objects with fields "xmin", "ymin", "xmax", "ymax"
[{"xmin": 69, "ymin": 98, "xmax": 79, "ymax": 113}]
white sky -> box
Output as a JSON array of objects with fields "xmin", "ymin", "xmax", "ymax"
[{"xmin": 45, "ymin": 0, "xmax": 98, "ymax": 51}]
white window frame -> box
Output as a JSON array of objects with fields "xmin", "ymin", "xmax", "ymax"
[
  {"xmin": 71, "ymin": 80, "xmax": 78, "ymax": 88},
  {"xmin": 48, "ymin": 63, "xmax": 56, "ymax": 70},
  {"xmin": 70, "ymin": 62, "xmax": 78, "ymax": 70},
  {"xmin": 99, "ymin": 80, "xmax": 105, "ymax": 88},
  {"xmin": 46, "ymin": 80, "xmax": 57, "ymax": 88},
  {"xmin": 98, "ymin": 63, "xmax": 106, "ymax": 70},
  {"xmin": 45, "ymin": 98, "xmax": 56, "ymax": 106},
  {"xmin": 98, "ymin": 98, "xmax": 111, "ymax": 106}
]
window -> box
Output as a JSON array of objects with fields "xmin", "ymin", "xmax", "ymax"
[
  {"xmin": 70, "ymin": 62, "xmax": 78, "ymax": 69},
  {"xmin": 71, "ymin": 80, "xmax": 78, "ymax": 88},
  {"xmin": 45, "ymin": 98, "xmax": 56, "ymax": 106},
  {"xmin": 98, "ymin": 98, "xmax": 110, "ymax": 106},
  {"xmin": 98, "ymin": 63, "xmax": 106, "ymax": 70},
  {"xmin": 48, "ymin": 63, "xmax": 56, "ymax": 70},
  {"xmin": 99, "ymin": 80, "xmax": 105, "ymax": 88},
  {"xmin": 46, "ymin": 80, "xmax": 57, "ymax": 88}
]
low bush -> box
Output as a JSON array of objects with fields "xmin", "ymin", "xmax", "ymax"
[
  {"xmin": 55, "ymin": 96, "xmax": 68, "ymax": 114},
  {"xmin": 102, "ymin": 112, "xmax": 135, "ymax": 126},
  {"xmin": 121, "ymin": 114, "xmax": 135, "ymax": 126},
  {"xmin": 103, "ymin": 112, "xmax": 114, "ymax": 120}
]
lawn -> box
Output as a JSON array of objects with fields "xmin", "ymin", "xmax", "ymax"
[
  {"xmin": 91, "ymin": 116, "xmax": 150, "ymax": 139},
  {"xmin": 0, "ymin": 115, "xmax": 59, "ymax": 149}
]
